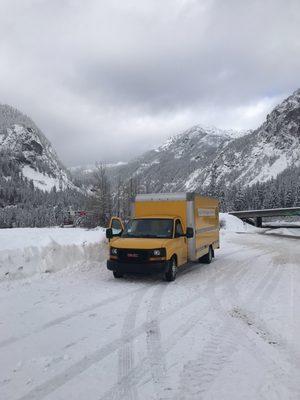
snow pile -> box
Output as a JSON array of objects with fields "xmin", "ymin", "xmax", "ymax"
[
  {"xmin": 0, "ymin": 227, "xmax": 107, "ymax": 280},
  {"xmin": 220, "ymin": 213, "xmax": 259, "ymax": 233}
]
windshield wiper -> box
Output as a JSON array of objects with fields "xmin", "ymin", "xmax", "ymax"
[
  {"xmin": 138, "ymin": 234, "xmax": 162, "ymax": 238},
  {"xmin": 123, "ymin": 233, "xmax": 169, "ymax": 238},
  {"xmin": 122, "ymin": 233, "xmax": 139, "ymax": 238}
]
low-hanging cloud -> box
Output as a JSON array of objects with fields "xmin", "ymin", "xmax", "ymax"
[{"xmin": 0, "ymin": 0, "xmax": 299, "ymax": 166}]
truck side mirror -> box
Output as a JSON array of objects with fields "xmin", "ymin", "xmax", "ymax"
[
  {"xmin": 106, "ymin": 228, "xmax": 113, "ymax": 239},
  {"xmin": 186, "ymin": 227, "xmax": 194, "ymax": 238}
]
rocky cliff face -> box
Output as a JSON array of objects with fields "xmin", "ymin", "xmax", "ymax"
[{"xmin": 0, "ymin": 104, "xmax": 75, "ymax": 192}]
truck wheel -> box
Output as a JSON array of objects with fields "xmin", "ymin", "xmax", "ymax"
[
  {"xmin": 113, "ymin": 271, "xmax": 123, "ymax": 278},
  {"xmin": 200, "ymin": 246, "xmax": 213, "ymax": 264},
  {"xmin": 165, "ymin": 257, "xmax": 177, "ymax": 282}
]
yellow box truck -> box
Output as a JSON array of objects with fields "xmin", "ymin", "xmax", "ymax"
[{"xmin": 106, "ymin": 192, "xmax": 219, "ymax": 281}]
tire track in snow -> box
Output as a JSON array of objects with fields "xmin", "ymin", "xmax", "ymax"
[
  {"xmin": 14, "ymin": 243, "xmax": 285, "ymax": 400},
  {"xmin": 177, "ymin": 248, "xmax": 244, "ymax": 285},
  {"xmin": 14, "ymin": 288, "xmax": 212, "ymax": 399},
  {"xmin": 175, "ymin": 258, "xmax": 253, "ymax": 399},
  {"xmin": 108, "ymin": 264, "xmax": 241, "ymax": 400},
  {"xmin": 223, "ymin": 242, "xmax": 300, "ymax": 399},
  {"xmin": 176, "ymin": 253, "xmax": 285, "ymax": 399},
  {"xmin": 100, "ymin": 312, "xmax": 208, "ymax": 400},
  {"xmin": 112, "ymin": 284, "xmax": 154, "ymax": 400},
  {"xmin": 231, "ymin": 235, "xmax": 300, "ymax": 372},
  {"xmin": 99, "ymin": 259, "xmax": 248, "ymax": 400},
  {"xmin": 179, "ymin": 245, "xmax": 296, "ymax": 398},
  {"xmin": 226, "ymin": 264, "xmax": 298, "ymax": 400},
  {"xmin": 145, "ymin": 282, "xmax": 170, "ymax": 399},
  {"xmin": 0, "ymin": 285, "xmax": 149, "ymax": 349},
  {"xmin": 16, "ymin": 261, "xmax": 244, "ymax": 400}
]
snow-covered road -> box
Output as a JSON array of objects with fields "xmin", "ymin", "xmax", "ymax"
[{"xmin": 1, "ymin": 231, "xmax": 299, "ymax": 400}]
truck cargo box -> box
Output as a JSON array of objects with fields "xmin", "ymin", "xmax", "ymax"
[{"xmin": 133, "ymin": 193, "xmax": 219, "ymax": 261}]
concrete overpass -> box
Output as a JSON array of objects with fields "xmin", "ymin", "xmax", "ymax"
[{"xmin": 229, "ymin": 207, "xmax": 300, "ymax": 227}]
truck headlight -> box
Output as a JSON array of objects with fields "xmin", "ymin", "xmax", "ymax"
[
  {"xmin": 111, "ymin": 248, "xmax": 118, "ymax": 255},
  {"xmin": 152, "ymin": 248, "xmax": 166, "ymax": 257}
]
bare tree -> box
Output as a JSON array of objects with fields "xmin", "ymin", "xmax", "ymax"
[{"xmin": 86, "ymin": 163, "xmax": 112, "ymax": 227}]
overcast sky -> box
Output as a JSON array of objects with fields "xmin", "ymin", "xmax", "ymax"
[{"xmin": 0, "ymin": 0, "xmax": 299, "ymax": 166}]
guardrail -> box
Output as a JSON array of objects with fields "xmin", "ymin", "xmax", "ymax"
[{"xmin": 229, "ymin": 207, "xmax": 300, "ymax": 227}]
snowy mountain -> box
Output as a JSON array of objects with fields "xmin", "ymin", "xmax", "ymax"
[
  {"xmin": 107, "ymin": 125, "xmax": 241, "ymax": 192},
  {"xmin": 0, "ymin": 104, "xmax": 89, "ymax": 228},
  {"xmin": 194, "ymin": 88, "xmax": 300, "ymax": 190},
  {"xmin": 0, "ymin": 104, "xmax": 75, "ymax": 192},
  {"xmin": 109, "ymin": 89, "xmax": 300, "ymax": 193}
]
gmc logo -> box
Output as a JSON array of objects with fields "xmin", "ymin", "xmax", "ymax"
[{"xmin": 127, "ymin": 253, "xmax": 139, "ymax": 258}]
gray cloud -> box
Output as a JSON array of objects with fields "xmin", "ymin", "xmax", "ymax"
[{"xmin": 0, "ymin": 0, "xmax": 299, "ymax": 166}]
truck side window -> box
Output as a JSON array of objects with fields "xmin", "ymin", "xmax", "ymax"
[
  {"xmin": 175, "ymin": 219, "xmax": 184, "ymax": 237},
  {"xmin": 111, "ymin": 218, "xmax": 122, "ymax": 235}
]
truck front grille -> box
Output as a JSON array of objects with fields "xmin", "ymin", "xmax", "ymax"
[{"xmin": 118, "ymin": 249, "xmax": 150, "ymax": 263}]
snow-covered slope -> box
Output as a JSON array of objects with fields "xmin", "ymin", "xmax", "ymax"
[
  {"xmin": 109, "ymin": 89, "xmax": 300, "ymax": 192},
  {"xmin": 204, "ymin": 89, "xmax": 300, "ymax": 188},
  {"xmin": 0, "ymin": 104, "xmax": 75, "ymax": 192}
]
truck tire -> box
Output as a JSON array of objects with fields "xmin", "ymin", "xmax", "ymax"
[
  {"xmin": 113, "ymin": 271, "xmax": 123, "ymax": 278},
  {"xmin": 200, "ymin": 246, "xmax": 213, "ymax": 264},
  {"xmin": 165, "ymin": 257, "xmax": 177, "ymax": 282}
]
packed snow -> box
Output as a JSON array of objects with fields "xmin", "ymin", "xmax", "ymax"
[
  {"xmin": 0, "ymin": 217, "xmax": 299, "ymax": 399},
  {"xmin": 0, "ymin": 227, "xmax": 106, "ymax": 280}
]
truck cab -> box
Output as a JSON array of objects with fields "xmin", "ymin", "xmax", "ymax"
[{"xmin": 106, "ymin": 215, "xmax": 193, "ymax": 281}]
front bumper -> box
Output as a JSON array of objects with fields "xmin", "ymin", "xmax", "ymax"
[{"xmin": 107, "ymin": 259, "xmax": 170, "ymax": 274}]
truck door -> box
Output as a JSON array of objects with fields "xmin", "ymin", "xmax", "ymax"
[
  {"xmin": 174, "ymin": 219, "xmax": 188, "ymax": 266},
  {"xmin": 109, "ymin": 217, "xmax": 124, "ymax": 235}
]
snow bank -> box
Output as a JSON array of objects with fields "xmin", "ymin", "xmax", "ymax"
[
  {"xmin": 0, "ymin": 227, "xmax": 107, "ymax": 280},
  {"xmin": 220, "ymin": 213, "xmax": 259, "ymax": 233},
  {"xmin": 265, "ymin": 227, "xmax": 300, "ymax": 237}
]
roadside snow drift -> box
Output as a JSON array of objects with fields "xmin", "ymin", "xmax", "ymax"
[
  {"xmin": 265, "ymin": 227, "xmax": 300, "ymax": 237},
  {"xmin": 0, "ymin": 227, "xmax": 107, "ymax": 280},
  {"xmin": 220, "ymin": 213, "xmax": 259, "ymax": 233}
]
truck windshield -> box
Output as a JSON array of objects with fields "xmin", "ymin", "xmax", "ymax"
[{"xmin": 122, "ymin": 218, "xmax": 173, "ymax": 239}]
